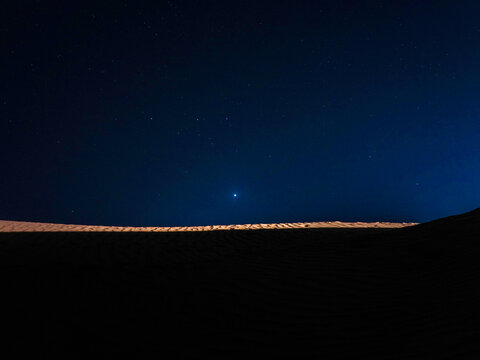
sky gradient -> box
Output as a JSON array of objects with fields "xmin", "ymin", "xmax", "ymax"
[{"xmin": 1, "ymin": 1, "xmax": 480, "ymax": 226}]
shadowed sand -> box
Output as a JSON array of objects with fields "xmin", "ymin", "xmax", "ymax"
[
  {"xmin": 0, "ymin": 219, "xmax": 418, "ymax": 232},
  {"xmin": 1, "ymin": 209, "xmax": 479, "ymax": 359}
]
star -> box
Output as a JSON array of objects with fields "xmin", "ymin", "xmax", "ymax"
[{"xmin": 233, "ymin": 193, "xmax": 238, "ymax": 198}]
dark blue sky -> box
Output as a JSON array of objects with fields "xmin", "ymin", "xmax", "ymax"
[{"xmin": 1, "ymin": 1, "xmax": 480, "ymax": 226}]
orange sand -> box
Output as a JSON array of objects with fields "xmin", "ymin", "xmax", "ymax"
[{"xmin": 0, "ymin": 219, "xmax": 418, "ymax": 232}]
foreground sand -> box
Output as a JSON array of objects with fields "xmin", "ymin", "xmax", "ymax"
[
  {"xmin": 0, "ymin": 219, "xmax": 417, "ymax": 232},
  {"xmin": 1, "ymin": 209, "xmax": 479, "ymax": 358}
]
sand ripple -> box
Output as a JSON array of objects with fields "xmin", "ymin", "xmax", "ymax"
[{"xmin": 0, "ymin": 220, "xmax": 417, "ymax": 232}]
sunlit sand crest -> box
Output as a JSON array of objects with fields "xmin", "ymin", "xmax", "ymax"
[{"xmin": 0, "ymin": 220, "xmax": 418, "ymax": 232}]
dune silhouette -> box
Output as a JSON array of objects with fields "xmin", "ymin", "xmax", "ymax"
[{"xmin": 1, "ymin": 209, "xmax": 479, "ymax": 358}]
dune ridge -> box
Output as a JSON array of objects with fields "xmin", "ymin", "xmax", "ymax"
[
  {"xmin": 0, "ymin": 219, "xmax": 418, "ymax": 232},
  {"xmin": 1, "ymin": 208, "xmax": 480, "ymax": 358}
]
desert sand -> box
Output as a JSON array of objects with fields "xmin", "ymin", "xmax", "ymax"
[
  {"xmin": 1, "ymin": 209, "xmax": 479, "ymax": 358},
  {"xmin": 0, "ymin": 219, "xmax": 417, "ymax": 232}
]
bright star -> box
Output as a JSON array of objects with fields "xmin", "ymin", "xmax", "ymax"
[{"xmin": 233, "ymin": 193, "xmax": 237, "ymax": 198}]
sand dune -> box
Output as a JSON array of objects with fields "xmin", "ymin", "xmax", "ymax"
[
  {"xmin": 0, "ymin": 219, "xmax": 417, "ymax": 232},
  {"xmin": 1, "ymin": 209, "xmax": 479, "ymax": 358}
]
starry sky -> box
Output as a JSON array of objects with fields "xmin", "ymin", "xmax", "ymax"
[{"xmin": 1, "ymin": 1, "xmax": 480, "ymax": 226}]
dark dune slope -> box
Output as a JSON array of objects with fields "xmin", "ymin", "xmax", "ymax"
[{"xmin": 1, "ymin": 210, "xmax": 480, "ymax": 359}]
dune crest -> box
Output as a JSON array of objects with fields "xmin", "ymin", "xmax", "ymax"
[{"xmin": 0, "ymin": 219, "xmax": 417, "ymax": 232}]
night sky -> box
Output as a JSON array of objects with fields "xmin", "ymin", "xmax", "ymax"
[{"xmin": 1, "ymin": 1, "xmax": 480, "ymax": 226}]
